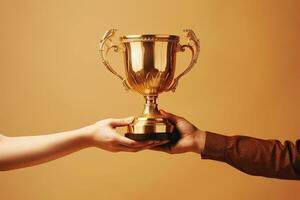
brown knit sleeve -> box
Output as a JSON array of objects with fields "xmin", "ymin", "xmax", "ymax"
[{"xmin": 201, "ymin": 131, "xmax": 300, "ymax": 180}]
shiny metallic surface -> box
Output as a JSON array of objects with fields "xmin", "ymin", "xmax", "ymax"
[
  {"xmin": 99, "ymin": 29, "xmax": 200, "ymax": 138},
  {"xmin": 127, "ymin": 96, "xmax": 174, "ymax": 135},
  {"xmin": 121, "ymin": 35, "xmax": 178, "ymax": 95}
]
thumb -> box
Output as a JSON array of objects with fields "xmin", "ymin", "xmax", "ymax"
[
  {"xmin": 109, "ymin": 116, "xmax": 134, "ymax": 127},
  {"xmin": 160, "ymin": 110, "xmax": 182, "ymax": 124}
]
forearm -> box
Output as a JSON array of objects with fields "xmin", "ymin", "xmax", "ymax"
[
  {"xmin": 201, "ymin": 132, "xmax": 300, "ymax": 180},
  {"xmin": 0, "ymin": 127, "xmax": 93, "ymax": 171}
]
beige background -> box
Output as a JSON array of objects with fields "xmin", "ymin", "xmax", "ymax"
[{"xmin": 0, "ymin": 0, "xmax": 299, "ymax": 199}]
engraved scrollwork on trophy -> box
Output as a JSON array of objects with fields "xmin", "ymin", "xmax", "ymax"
[
  {"xmin": 121, "ymin": 36, "xmax": 179, "ymax": 43},
  {"xmin": 129, "ymin": 70, "xmax": 172, "ymax": 95}
]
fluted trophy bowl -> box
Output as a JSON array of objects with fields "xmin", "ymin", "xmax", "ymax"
[
  {"xmin": 100, "ymin": 29, "xmax": 200, "ymax": 141},
  {"xmin": 121, "ymin": 34, "xmax": 178, "ymax": 95}
]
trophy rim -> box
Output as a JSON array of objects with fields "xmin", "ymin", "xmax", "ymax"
[{"xmin": 120, "ymin": 34, "xmax": 179, "ymax": 42}]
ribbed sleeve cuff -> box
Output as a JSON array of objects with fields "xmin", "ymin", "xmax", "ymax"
[{"xmin": 201, "ymin": 131, "xmax": 228, "ymax": 162}]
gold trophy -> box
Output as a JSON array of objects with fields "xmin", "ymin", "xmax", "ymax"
[{"xmin": 99, "ymin": 29, "xmax": 200, "ymax": 141}]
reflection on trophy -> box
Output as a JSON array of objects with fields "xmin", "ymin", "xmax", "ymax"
[{"xmin": 99, "ymin": 29, "xmax": 200, "ymax": 141}]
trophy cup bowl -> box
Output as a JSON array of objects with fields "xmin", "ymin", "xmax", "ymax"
[{"xmin": 100, "ymin": 29, "xmax": 200, "ymax": 141}]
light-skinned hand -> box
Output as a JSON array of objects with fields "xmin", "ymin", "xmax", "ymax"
[{"xmin": 84, "ymin": 116, "xmax": 164, "ymax": 152}]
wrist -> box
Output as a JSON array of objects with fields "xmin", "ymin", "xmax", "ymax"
[
  {"xmin": 76, "ymin": 125, "xmax": 96, "ymax": 148},
  {"xmin": 192, "ymin": 129, "xmax": 206, "ymax": 154}
]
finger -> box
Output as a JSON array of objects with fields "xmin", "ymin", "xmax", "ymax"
[
  {"xmin": 114, "ymin": 134, "xmax": 155, "ymax": 147},
  {"xmin": 115, "ymin": 133, "xmax": 170, "ymax": 148},
  {"xmin": 154, "ymin": 140, "xmax": 169, "ymax": 145},
  {"xmin": 132, "ymin": 140, "xmax": 169, "ymax": 149},
  {"xmin": 114, "ymin": 145, "xmax": 142, "ymax": 152},
  {"xmin": 160, "ymin": 110, "xmax": 182, "ymax": 124},
  {"xmin": 116, "ymin": 141, "xmax": 167, "ymax": 152},
  {"xmin": 109, "ymin": 116, "xmax": 134, "ymax": 127}
]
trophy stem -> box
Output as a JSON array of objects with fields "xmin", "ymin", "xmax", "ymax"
[
  {"xmin": 125, "ymin": 95, "xmax": 175, "ymax": 141},
  {"xmin": 143, "ymin": 95, "xmax": 160, "ymax": 117}
]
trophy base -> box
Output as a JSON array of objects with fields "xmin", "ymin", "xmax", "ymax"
[
  {"xmin": 125, "ymin": 132, "xmax": 176, "ymax": 141},
  {"xmin": 125, "ymin": 116, "xmax": 178, "ymax": 141}
]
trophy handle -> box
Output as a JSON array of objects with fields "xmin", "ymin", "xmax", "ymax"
[
  {"xmin": 167, "ymin": 29, "xmax": 200, "ymax": 92},
  {"xmin": 99, "ymin": 29, "xmax": 130, "ymax": 90}
]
